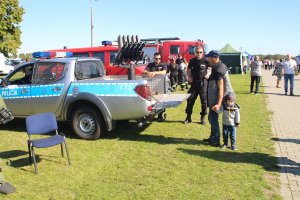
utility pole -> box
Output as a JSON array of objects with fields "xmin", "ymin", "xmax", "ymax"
[{"xmin": 90, "ymin": 0, "xmax": 94, "ymax": 47}]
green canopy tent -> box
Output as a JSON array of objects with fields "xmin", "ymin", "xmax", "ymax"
[{"xmin": 219, "ymin": 44, "xmax": 244, "ymax": 74}]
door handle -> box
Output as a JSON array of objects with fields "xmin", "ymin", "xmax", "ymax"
[
  {"xmin": 20, "ymin": 89, "xmax": 29, "ymax": 94},
  {"xmin": 52, "ymin": 87, "xmax": 62, "ymax": 92}
]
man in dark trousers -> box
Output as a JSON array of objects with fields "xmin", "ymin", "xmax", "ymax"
[
  {"xmin": 184, "ymin": 46, "xmax": 210, "ymax": 125},
  {"xmin": 143, "ymin": 52, "xmax": 167, "ymax": 121},
  {"xmin": 206, "ymin": 50, "xmax": 234, "ymax": 146}
]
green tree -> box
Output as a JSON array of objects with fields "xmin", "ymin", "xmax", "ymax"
[{"xmin": 0, "ymin": 0, "xmax": 24, "ymax": 57}]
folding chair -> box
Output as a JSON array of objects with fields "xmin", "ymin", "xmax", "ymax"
[{"xmin": 25, "ymin": 112, "xmax": 71, "ymax": 174}]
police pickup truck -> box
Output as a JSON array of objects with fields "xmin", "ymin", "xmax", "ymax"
[{"xmin": 0, "ymin": 52, "xmax": 189, "ymax": 140}]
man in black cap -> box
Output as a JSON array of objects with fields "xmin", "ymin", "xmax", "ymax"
[
  {"xmin": 184, "ymin": 46, "xmax": 210, "ymax": 124},
  {"xmin": 205, "ymin": 50, "xmax": 233, "ymax": 146}
]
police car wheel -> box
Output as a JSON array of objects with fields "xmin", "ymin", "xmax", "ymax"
[{"xmin": 71, "ymin": 106, "xmax": 103, "ymax": 140}]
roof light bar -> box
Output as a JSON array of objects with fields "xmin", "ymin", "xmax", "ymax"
[
  {"xmin": 32, "ymin": 51, "xmax": 73, "ymax": 59},
  {"xmin": 102, "ymin": 41, "xmax": 112, "ymax": 46}
]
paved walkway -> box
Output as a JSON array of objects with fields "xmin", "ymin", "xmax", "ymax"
[{"xmin": 262, "ymin": 69, "xmax": 300, "ymax": 200}]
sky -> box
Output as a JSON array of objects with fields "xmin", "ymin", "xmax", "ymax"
[{"xmin": 18, "ymin": 0, "xmax": 300, "ymax": 56}]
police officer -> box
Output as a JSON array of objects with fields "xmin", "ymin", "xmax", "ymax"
[
  {"xmin": 143, "ymin": 52, "xmax": 167, "ymax": 77},
  {"xmin": 143, "ymin": 52, "xmax": 167, "ymax": 121},
  {"xmin": 184, "ymin": 46, "xmax": 210, "ymax": 125}
]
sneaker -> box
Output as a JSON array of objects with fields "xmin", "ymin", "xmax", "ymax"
[
  {"xmin": 184, "ymin": 116, "xmax": 192, "ymax": 124},
  {"xmin": 255, "ymin": 93, "xmax": 258, "ymax": 95},
  {"xmin": 232, "ymin": 145, "xmax": 237, "ymax": 151},
  {"xmin": 200, "ymin": 116, "xmax": 206, "ymax": 125},
  {"xmin": 284, "ymin": 92, "xmax": 288, "ymax": 95},
  {"xmin": 220, "ymin": 144, "xmax": 227, "ymax": 149},
  {"xmin": 290, "ymin": 93, "xmax": 294, "ymax": 96},
  {"xmin": 251, "ymin": 92, "xmax": 254, "ymax": 94}
]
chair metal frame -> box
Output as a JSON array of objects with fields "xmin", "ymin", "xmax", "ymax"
[{"xmin": 26, "ymin": 112, "xmax": 71, "ymax": 174}]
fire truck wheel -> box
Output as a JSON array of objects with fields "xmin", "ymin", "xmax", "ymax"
[{"xmin": 71, "ymin": 106, "xmax": 103, "ymax": 140}]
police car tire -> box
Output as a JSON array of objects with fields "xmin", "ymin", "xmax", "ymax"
[{"xmin": 71, "ymin": 106, "xmax": 103, "ymax": 140}]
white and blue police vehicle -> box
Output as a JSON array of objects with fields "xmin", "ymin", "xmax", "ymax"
[{"xmin": 0, "ymin": 51, "xmax": 189, "ymax": 139}]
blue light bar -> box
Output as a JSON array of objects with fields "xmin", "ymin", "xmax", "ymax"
[
  {"xmin": 102, "ymin": 41, "xmax": 112, "ymax": 46},
  {"xmin": 32, "ymin": 51, "xmax": 73, "ymax": 58},
  {"xmin": 32, "ymin": 51, "xmax": 51, "ymax": 58}
]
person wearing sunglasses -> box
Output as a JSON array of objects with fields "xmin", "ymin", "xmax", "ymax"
[
  {"xmin": 143, "ymin": 52, "xmax": 167, "ymax": 78},
  {"xmin": 143, "ymin": 52, "xmax": 167, "ymax": 121},
  {"xmin": 184, "ymin": 46, "xmax": 210, "ymax": 125}
]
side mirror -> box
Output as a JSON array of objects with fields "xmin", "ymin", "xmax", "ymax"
[{"xmin": 0, "ymin": 78, "xmax": 5, "ymax": 87}]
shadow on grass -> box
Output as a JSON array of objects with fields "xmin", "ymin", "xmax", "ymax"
[
  {"xmin": 178, "ymin": 148, "xmax": 300, "ymax": 175},
  {"xmin": 178, "ymin": 148, "xmax": 280, "ymax": 172},
  {"xmin": 104, "ymin": 121, "xmax": 206, "ymax": 145},
  {"xmin": 0, "ymin": 118, "xmax": 75, "ymax": 139},
  {"xmin": 0, "ymin": 150, "xmax": 27, "ymax": 158},
  {"xmin": 0, "ymin": 118, "xmax": 26, "ymax": 132},
  {"xmin": 2, "ymin": 118, "xmax": 205, "ymax": 145},
  {"xmin": 0, "ymin": 149, "xmax": 41, "ymax": 168},
  {"xmin": 235, "ymin": 91, "xmax": 266, "ymax": 95}
]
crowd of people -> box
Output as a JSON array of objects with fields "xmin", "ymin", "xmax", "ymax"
[
  {"xmin": 143, "ymin": 48, "xmax": 240, "ymax": 150},
  {"xmin": 143, "ymin": 49, "xmax": 299, "ymax": 150},
  {"xmin": 250, "ymin": 54, "xmax": 299, "ymax": 96}
]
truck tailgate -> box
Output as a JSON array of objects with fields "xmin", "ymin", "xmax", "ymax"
[{"xmin": 152, "ymin": 93, "xmax": 190, "ymax": 109}]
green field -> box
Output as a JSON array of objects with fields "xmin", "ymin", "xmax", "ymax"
[{"xmin": 0, "ymin": 74, "xmax": 281, "ymax": 199}]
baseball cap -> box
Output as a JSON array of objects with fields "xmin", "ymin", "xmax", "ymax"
[
  {"xmin": 225, "ymin": 93, "xmax": 236, "ymax": 101},
  {"xmin": 205, "ymin": 50, "xmax": 220, "ymax": 58}
]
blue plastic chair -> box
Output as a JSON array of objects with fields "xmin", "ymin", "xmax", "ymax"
[{"xmin": 25, "ymin": 112, "xmax": 71, "ymax": 174}]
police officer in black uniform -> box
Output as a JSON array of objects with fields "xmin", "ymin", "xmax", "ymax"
[
  {"xmin": 184, "ymin": 46, "xmax": 210, "ymax": 125},
  {"xmin": 143, "ymin": 52, "xmax": 167, "ymax": 77},
  {"xmin": 143, "ymin": 52, "xmax": 167, "ymax": 121}
]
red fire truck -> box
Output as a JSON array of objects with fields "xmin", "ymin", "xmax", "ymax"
[{"xmin": 47, "ymin": 36, "xmax": 206, "ymax": 76}]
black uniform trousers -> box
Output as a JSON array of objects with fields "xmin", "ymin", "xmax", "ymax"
[{"xmin": 185, "ymin": 80, "xmax": 207, "ymax": 117}]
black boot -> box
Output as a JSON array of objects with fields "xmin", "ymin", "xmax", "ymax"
[
  {"xmin": 200, "ymin": 115, "xmax": 206, "ymax": 125},
  {"xmin": 184, "ymin": 115, "xmax": 192, "ymax": 124},
  {"xmin": 157, "ymin": 113, "xmax": 164, "ymax": 122}
]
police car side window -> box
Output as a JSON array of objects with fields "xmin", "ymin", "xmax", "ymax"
[
  {"xmin": 8, "ymin": 69, "xmax": 26, "ymax": 85},
  {"xmin": 7, "ymin": 64, "xmax": 34, "ymax": 85},
  {"xmin": 75, "ymin": 61, "xmax": 104, "ymax": 80},
  {"xmin": 33, "ymin": 62, "xmax": 65, "ymax": 84}
]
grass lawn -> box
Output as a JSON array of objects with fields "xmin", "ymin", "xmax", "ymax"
[{"xmin": 0, "ymin": 74, "xmax": 281, "ymax": 199}]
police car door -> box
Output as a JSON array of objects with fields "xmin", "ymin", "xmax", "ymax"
[
  {"xmin": 0, "ymin": 63, "xmax": 34, "ymax": 116},
  {"xmin": 30, "ymin": 62, "xmax": 66, "ymax": 114}
]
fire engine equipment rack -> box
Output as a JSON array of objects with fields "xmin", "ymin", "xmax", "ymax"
[{"xmin": 115, "ymin": 35, "xmax": 146, "ymax": 80}]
